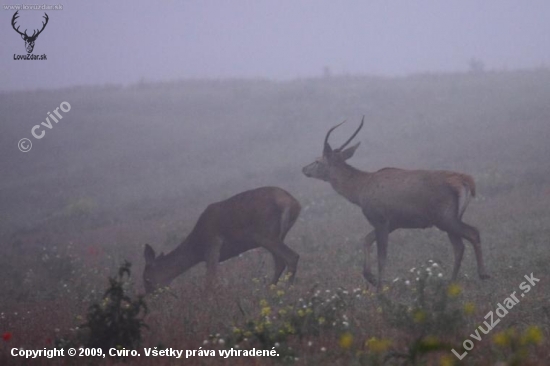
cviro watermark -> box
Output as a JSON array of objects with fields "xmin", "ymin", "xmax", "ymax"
[
  {"xmin": 17, "ymin": 101, "xmax": 71, "ymax": 152},
  {"xmin": 451, "ymin": 273, "xmax": 540, "ymax": 360}
]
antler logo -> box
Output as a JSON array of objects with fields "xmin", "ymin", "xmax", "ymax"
[{"xmin": 11, "ymin": 11, "xmax": 49, "ymax": 54}]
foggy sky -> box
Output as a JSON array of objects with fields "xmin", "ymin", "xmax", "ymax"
[{"xmin": 1, "ymin": 0, "xmax": 550, "ymax": 92}]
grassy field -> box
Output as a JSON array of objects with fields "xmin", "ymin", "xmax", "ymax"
[{"xmin": 1, "ymin": 70, "xmax": 550, "ymax": 365}]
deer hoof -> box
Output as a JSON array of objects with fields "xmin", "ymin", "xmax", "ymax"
[{"xmin": 363, "ymin": 271, "xmax": 377, "ymax": 286}]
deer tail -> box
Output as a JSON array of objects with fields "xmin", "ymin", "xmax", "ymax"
[
  {"xmin": 447, "ymin": 173, "xmax": 476, "ymax": 218},
  {"xmin": 279, "ymin": 206, "xmax": 290, "ymax": 241},
  {"xmin": 277, "ymin": 194, "xmax": 301, "ymax": 241}
]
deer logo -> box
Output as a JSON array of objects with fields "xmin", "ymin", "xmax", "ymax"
[{"xmin": 11, "ymin": 11, "xmax": 49, "ymax": 54}]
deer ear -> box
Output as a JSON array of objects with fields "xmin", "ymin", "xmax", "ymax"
[
  {"xmin": 341, "ymin": 142, "xmax": 360, "ymax": 160},
  {"xmin": 144, "ymin": 244, "xmax": 156, "ymax": 265}
]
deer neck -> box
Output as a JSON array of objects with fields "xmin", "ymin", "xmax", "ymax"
[
  {"xmin": 156, "ymin": 235, "xmax": 202, "ymax": 284},
  {"xmin": 328, "ymin": 162, "xmax": 369, "ymax": 206}
]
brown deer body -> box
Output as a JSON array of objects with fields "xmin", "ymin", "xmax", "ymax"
[
  {"xmin": 143, "ymin": 187, "xmax": 301, "ymax": 294},
  {"xmin": 302, "ymin": 118, "xmax": 490, "ymax": 290}
]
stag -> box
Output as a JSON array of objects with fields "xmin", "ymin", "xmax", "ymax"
[
  {"xmin": 302, "ymin": 117, "xmax": 490, "ymax": 290},
  {"xmin": 143, "ymin": 187, "xmax": 301, "ymax": 294},
  {"xmin": 12, "ymin": 11, "xmax": 49, "ymax": 53}
]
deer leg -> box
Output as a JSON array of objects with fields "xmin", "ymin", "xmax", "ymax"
[
  {"xmin": 257, "ymin": 237, "xmax": 299, "ymax": 284},
  {"xmin": 362, "ymin": 230, "xmax": 377, "ymax": 286},
  {"xmin": 375, "ymin": 224, "xmax": 389, "ymax": 292},
  {"xmin": 460, "ymin": 222, "xmax": 490, "ymax": 280},
  {"xmin": 447, "ymin": 233, "xmax": 465, "ymax": 280},
  {"xmin": 205, "ymin": 237, "xmax": 223, "ymax": 290},
  {"xmin": 271, "ymin": 255, "xmax": 287, "ymax": 284},
  {"xmin": 275, "ymin": 242, "xmax": 299, "ymax": 284}
]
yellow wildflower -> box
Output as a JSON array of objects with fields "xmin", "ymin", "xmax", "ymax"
[
  {"xmin": 339, "ymin": 332, "xmax": 353, "ymax": 349},
  {"xmin": 447, "ymin": 284, "xmax": 462, "ymax": 297},
  {"xmin": 521, "ymin": 326, "xmax": 543, "ymax": 345},
  {"xmin": 413, "ymin": 309, "xmax": 426, "ymax": 323},
  {"xmin": 493, "ymin": 331, "xmax": 511, "ymax": 347},
  {"xmin": 259, "ymin": 299, "xmax": 268, "ymax": 307},
  {"xmin": 284, "ymin": 322, "xmax": 295, "ymax": 334},
  {"xmin": 261, "ymin": 306, "xmax": 271, "ymax": 317},
  {"xmin": 440, "ymin": 354, "xmax": 455, "ymax": 366},
  {"xmin": 276, "ymin": 290, "xmax": 285, "ymax": 297},
  {"xmin": 318, "ymin": 316, "xmax": 326, "ymax": 325},
  {"xmin": 297, "ymin": 309, "xmax": 305, "ymax": 317},
  {"xmin": 421, "ymin": 336, "xmax": 439, "ymax": 347},
  {"xmin": 463, "ymin": 302, "xmax": 475, "ymax": 315},
  {"xmin": 366, "ymin": 337, "xmax": 392, "ymax": 353}
]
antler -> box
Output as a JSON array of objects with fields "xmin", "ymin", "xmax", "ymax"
[
  {"xmin": 323, "ymin": 120, "xmax": 346, "ymax": 155},
  {"xmin": 337, "ymin": 115, "xmax": 364, "ymax": 151},
  {"xmin": 11, "ymin": 11, "xmax": 26, "ymax": 37},
  {"xmin": 323, "ymin": 116, "xmax": 365, "ymax": 155},
  {"xmin": 30, "ymin": 13, "xmax": 49, "ymax": 39},
  {"xmin": 11, "ymin": 11, "xmax": 48, "ymax": 39}
]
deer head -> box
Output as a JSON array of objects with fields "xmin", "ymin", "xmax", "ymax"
[
  {"xmin": 12, "ymin": 11, "xmax": 49, "ymax": 54},
  {"xmin": 302, "ymin": 116, "xmax": 364, "ymax": 181},
  {"xmin": 142, "ymin": 244, "xmax": 168, "ymax": 294}
]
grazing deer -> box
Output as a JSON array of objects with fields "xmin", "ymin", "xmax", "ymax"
[
  {"xmin": 302, "ymin": 117, "xmax": 490, "ymax": 290},
  {"xmin": 143, "ymin": 187, "xmax": 301, "ymax": 294}
]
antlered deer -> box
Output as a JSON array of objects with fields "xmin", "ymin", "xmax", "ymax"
[
  {"xmin": 302, "ymin": 117, "xmax": 490, "ymax": 290},
  {"xmin": 143, "ymin": 187, "xmax": 301, "ymax": 294},
  {"xmin": 11, "ymin": 11, "xmax": 49, "ymax": 54}
]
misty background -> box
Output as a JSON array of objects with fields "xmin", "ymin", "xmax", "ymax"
[
  {"xmin": 1, "ymin": 1, "xmax": 550, "ymax": 91},
  {"xmin": 1, "ymin": 0, "xmax": 549, "ymax": 261}
]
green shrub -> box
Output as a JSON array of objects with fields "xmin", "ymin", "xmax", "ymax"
[{"xmin": 81, "ymin": 261, "xmax": 148, "ymax": 355}]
